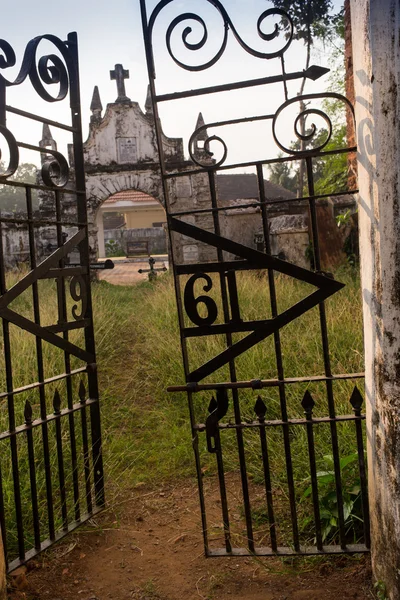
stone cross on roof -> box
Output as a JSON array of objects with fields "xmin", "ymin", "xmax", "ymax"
[{"xmin": 110, "ymin": 64, "xmax": 131, "ymax": 103}]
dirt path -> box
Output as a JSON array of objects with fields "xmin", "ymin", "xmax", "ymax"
[
  {"xmin": 98, "ymin": 259, "xmax": 168, "ymax": 286},
  {"xmin": 9, "ymin": 477, "xmax": 372, "ymax": 600}
]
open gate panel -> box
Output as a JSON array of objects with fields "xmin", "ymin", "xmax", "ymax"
[
  {"xmin": 140, "ymin": 0, "xmax": 370, "ymax": 556},
  {"xmin": 0, "ymin": 33, "xmax": 104, "ymax": 571}
]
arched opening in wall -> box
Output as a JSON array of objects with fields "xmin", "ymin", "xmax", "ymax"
[
  {"xmin": 96, "ymin": 190, "xmax": 167, "ymax": 259},
  {"xmin": 95, "ymin": 189, "xmax": 168, "ymax": 285}
]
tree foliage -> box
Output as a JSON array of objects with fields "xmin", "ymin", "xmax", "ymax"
[
  {"xmin": 0, "ymin": 163, "xmax": 38, "ymax": 212},
  {"xmin": 268, "ymin": 1, "xmax": 347, "ymax": 197},
  {"xmin": 272, "ymin": 0, "xmax": 336, "ymax": 45}
]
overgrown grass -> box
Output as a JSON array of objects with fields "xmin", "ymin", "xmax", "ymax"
[{"xmin": 0, "ymin": 266, "xmax": 364, "ymax": 559}]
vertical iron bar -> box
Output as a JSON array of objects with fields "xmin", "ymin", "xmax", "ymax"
[
  {"xmin": 214, "ymin": 428, "xmax": 232, "ymax": 553},
  {"xmin": 54, "ymin": 190, "xmax": 81, "ymax": 521},
  {"xmin": 306, "ymin": 157, "xmax": 346, "ymax": 548},
  {"xmin": 24, "ymin": 401, "xmax": 41, "ymax": 550},
  {"xmin": 225, "ymin": 270, "xmax": 241, "ymax": 324},
  {"xmin": 26, "ymin": 186, "xmax": 55, "ymax": 541},
  {"xmin": 0, "ymin": 454, "xmax": 7, "ymax": 563},
  {"xmin": 350, "ymin": 390, "xmax": 371, "ymax": 548},
  {"xmin": 256, "ymin": 163, "xmax": 300, "ymax": 550},
  {"xmin": 67, "ymin": 32, "xmax": 103, "ymax": 509},
  {"xmin": 139, "ymin": 0, "xmax": 209, "ymax": 555},
  {"xmin": 255, "ymin": 399, "xmax": 277, "ymax": 551},
  {"xmin": 79, "ymin": 383, "xmax": 93, "ymax": 514},
  {"xmin": 355, "ymin": 421, "xmax": 370, "ymax": 547},
  {"xmin": 53, "ymin": 391, "xmax": 68, "ymax": 530},
  {"xmin": 0, "ymin": 217, "xmax": 25, "ymax": 559},
  {"xmin": 302, "ymin": 392, "xmax": 323, "ymax": 549},
  {"xmin": 208, "ymin": 169, "xmax": 254, "ymax": 552}
]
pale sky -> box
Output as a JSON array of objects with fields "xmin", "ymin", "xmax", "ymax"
[{"xmin": 2, "ymin": 0, "xmax": 344, "ymax": 176}]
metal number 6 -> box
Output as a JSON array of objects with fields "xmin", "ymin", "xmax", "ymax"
[{"xmin": 184, "ymin": 273, "xmax": 218, "ymax": 326}]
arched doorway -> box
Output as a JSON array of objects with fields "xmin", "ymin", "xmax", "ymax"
[{"xmin": 95, "ymin": 189, "xmax": 167, "ymax": 259}]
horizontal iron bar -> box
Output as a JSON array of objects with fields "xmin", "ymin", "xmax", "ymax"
[
  {"xmin": 167, "ymin": 372, "xmax": 365, "ymax": 392},
  {"xmin": 0, "ymin": 216, "xmax": 85, "ymax": 227},
  {"xmin": 207, "ymin": 543, "xmax": 369, "ymax": 558},
  {"xmin": 0, "ymin": 366, "xmax": 88, "ymax": 400},
  {"xmin": 45, "ymin": 318, "xmax": 90, "ymax": 334},
  {"xmin": 184, "ymin": 319, "xmax": 272, "ymax": 338},
  {"xmin": 0, "ymin": 178, "xmax": 86, "ymax": 195},
  {"xmin": 156, "ymin": 66, "xmax": 328, "ymax": 102},
  {"xmin": 0, "ymin": 398, "xmax": 99, "ymax": 442},
  {"xmin": 5, "ymin": 105, "xmax": 76, "ymax": 133},
  {"xmin": 41, "ymin": 267, "xmax": 88, "ymax": 279},
  {"xmin": 195, "ymin": 413, "xmax": 365, "ymax": 432},
  {"xmin": 7, "ymin": 505, "xmax": 103, "ymax": 573},
  {"xmin": 169, "ymin": 188, "xmax": 359, "ymax": 218},
  {"xmin": 164, "ymin": 146, "xmax": 358, "ymax": 179},
  {"xmin": 176, "ymin": 261, "xmax": 254, "ymax": 275}
]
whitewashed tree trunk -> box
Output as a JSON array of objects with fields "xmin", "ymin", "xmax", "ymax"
[{"xmin": 352, "ymin": 1, "xmax": 400, "ymax": 597}]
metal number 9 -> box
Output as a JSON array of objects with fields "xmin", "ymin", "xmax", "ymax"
[{"xmin": 70, "ymin": 275, "xmax": 87, "ymax": 320}]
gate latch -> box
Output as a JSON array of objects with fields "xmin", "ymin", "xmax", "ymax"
[{"xmin": 205, "ymin": 389, "xmax": 229, "ymax": 453}]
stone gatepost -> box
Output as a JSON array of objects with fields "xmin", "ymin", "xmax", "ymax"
[{"xmin": 352, "ymin": 1, "xmax": 400, "ymax": 597}]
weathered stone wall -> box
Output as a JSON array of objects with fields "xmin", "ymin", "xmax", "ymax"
[
  {"xmin": 82, "ymin": 101, "xmax": 215, "ymax": 266},
  {"xmin": 269, "ymin": 215, "xmax": 310, "ymax": 269},
  {"xmin": 104, "ymin": 227, "xmax": 167, "ymax": 255},
  {"xmin": 219, "ymin": 208, "xmax": 260, "ymax": 261}
]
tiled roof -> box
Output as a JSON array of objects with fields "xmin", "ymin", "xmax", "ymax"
[
  {"xmin": 103, "ymin": 174, "xmax": 295, "ymax": 206},
  {"xmin": 104, "ymin": 190, "xmax": 157, "ymax": 205},
  {"xmin": 216, "ymin": 174, "xmax": 295, "ymax": 203}
]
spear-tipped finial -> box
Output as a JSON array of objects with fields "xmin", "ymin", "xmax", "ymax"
[
  {"xmin": 42, "ymin": 122, "xmax": 53, "ymax": 142},
  {"xmin": 193, "ymin": 112, "xmax": 211, "ymax": 162},
  {"xmin": 90, "ymin": 86, "xmax": 103, "ymax": 124},
  {"xmin": 39, "ymin": 122, "xmax": 57, "ymax": 163},
  {"xmin": 195, "ymin": 112, "xmax": 208, "ymax": 140},
  {"xmin": 90, "ymin": 85, "xmax": 103, "ymax": 112},
  {"xmin": 79, "ymin": 380, "xmax": 86, "ymax": 404}
]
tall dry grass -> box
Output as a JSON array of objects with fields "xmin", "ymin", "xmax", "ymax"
[{"xmin": 0, "ymin": 266, "xmax": 364, "ymax": 556}]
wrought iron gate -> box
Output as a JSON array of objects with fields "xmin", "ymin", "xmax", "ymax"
[
  {"xmin": 140, "ymin": 1, "xmax": 370, "ymax": 556},
  {"xmin": 0, "ymin": 34, "xmax": 104, "ymax": 571}
]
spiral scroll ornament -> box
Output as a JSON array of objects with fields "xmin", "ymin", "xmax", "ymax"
[
  {"xmin": 41, "ymin": 149, "xmax": 70, "ymax": 188},
  {"xmin": 189, "ymin": 124, "xmax": 228, "ymax": 168},
  {"xmin": 272, "ymin": 93, "xmax": 356, "ymax": 156},
  {"xmin": 0, "ymin": 34, "xmax": 76, "ymax": 103},
  {"xmin": 148, "ymin": 1, "xmax": 293, "ymax": 72},
  {"xmin": 0, "ymin": 125, "xmax": 19, "ymax": 179}
]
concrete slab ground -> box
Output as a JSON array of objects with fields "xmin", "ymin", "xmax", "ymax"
[{"xmin": 98, "ymin": 256, "xmax": 168, "ymax": 285}]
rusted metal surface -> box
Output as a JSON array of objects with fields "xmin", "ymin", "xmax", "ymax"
[
  {"xmin": 140, "ymin": 0, "xmax": 368, "ymax": 558},
  {"xmin": 0, "ymin": 33, "xmax": 104, "ymax": 571}
]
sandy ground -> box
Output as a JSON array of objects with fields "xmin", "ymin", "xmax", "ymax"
[
  {"xmin": 98, "ymin": 258, "xmax": 168, "ymax": 286},
  {"xmin": 8, "ymin": 476, "xmax": 372, "ymax": 600}
]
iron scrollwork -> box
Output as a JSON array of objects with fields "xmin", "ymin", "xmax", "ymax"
[
  {"xmin": 0, "ymin": 34, "xmax": 77, "ymax": 182},
  {"xmin": 188, "ymin": 92, "xmax": 357, "ymax": 168},
  {"xmin": 148, "ymin": 1, "xmax": 293, "ymax": 73},
  {"xmin": 0, "ymin": 124, "xmax": 19, "ymax": 178},
  {"xmin": 0, "ymin": 35, "xmax": 76, "ymax": 102},
  {"xmin": 40, "ymin": 148, "xmax": 70, "ymax": 187},
  {"xmin": 272, "ymin": 92, "xmax": 357, "ymax": 156}
]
